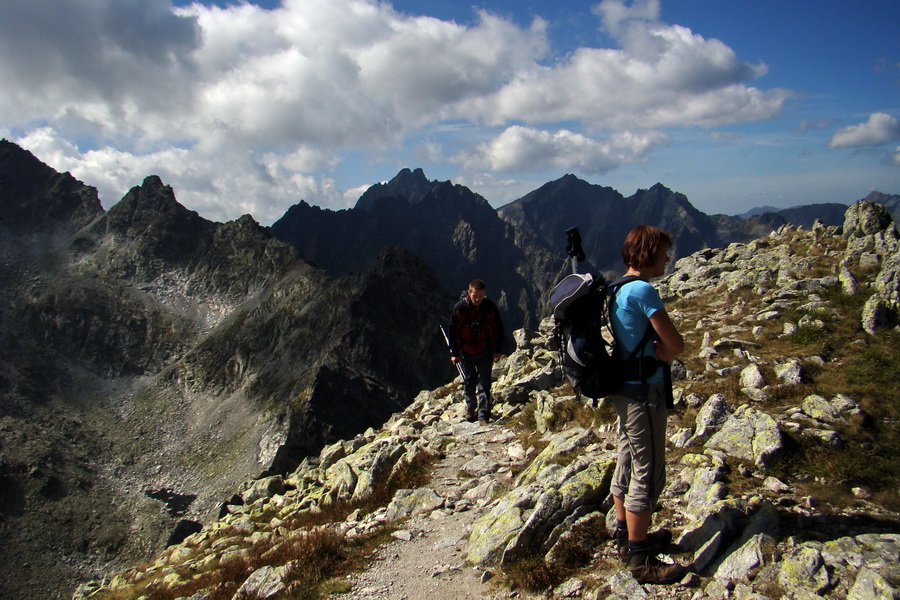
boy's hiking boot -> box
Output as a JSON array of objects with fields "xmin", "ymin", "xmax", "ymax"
[
  {"xmin": 465, "ymin": 406, "xmax": 477, "ymax": 422},
  {"xmin": 626, "ymin": 551, "xmax": 687, "ymax": 585},
  {"xmin": 615, "ymin": 528, "xmax": 673, "ymax": 561}
]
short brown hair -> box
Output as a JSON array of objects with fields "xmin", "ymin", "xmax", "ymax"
[
  {"xmin": 621, "ymin": 225, "xmax": 672, "ymax": 269},
  {"xmin": 468, "ymin": 279, "xmax": 486, "ymax": 290}
]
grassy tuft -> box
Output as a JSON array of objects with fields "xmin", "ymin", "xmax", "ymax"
[
  {"xmin": 501, "ymin": 516, "xmax": 610, "ymax": 593},
  {"xmin": 501, "ymin": 557, "xmax": 562, "ymax": 593},
  {"xmin": 545, "ymin": 397, "xmax": 617, "ymax": 431}
]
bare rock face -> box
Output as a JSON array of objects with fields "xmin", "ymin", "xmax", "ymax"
[
  {"xmin": 842, "ymin": 200, "xmax": 900, "ymax": 333},
  {"xmin": 0, "ymin": 140, "xmax": 104, "ymax": 235},
  {"xmin": 843, "ymin": 199, "xmax": 897, "ymax": 242}
]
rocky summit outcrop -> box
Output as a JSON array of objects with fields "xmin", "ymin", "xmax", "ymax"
[{"xmin": 73, "ymin": 201, "xmax": 900, "ymax": 600}]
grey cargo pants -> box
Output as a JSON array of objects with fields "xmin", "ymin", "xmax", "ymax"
[{"xmin": 609, "ymin": 382, "xmax": 668, "ymax": 514}]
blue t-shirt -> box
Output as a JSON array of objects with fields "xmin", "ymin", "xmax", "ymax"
[{"xmin": 609, "ymin": 279, "xmax": 664, "ymax": 383}]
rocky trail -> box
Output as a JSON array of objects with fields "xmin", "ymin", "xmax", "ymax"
[
  {"xmin": 322, "ymin": 414, "xmax": 701, "ymax": 600},
  {"xmin": 323, "ymin": 419, "xmax": 546, "ymax": 600}
]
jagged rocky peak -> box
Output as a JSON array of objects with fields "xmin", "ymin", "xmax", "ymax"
[
  {"xmin": 105, "ymin": 175, "xmax": 215, "ymax": 248},
  {"xmin": 497, "ymin": 174, "xmax": 625, "ymax": 256},
  {"xmin": 79, "ymin": 175, "xmax": 219, "ymax": 283},
  {"xmin": 507, "ymin": 173, "xmax": 625, "ymax": 212},
  {"xmin": 354, "ymin": 167, "xmax": 439, "ymax": 211},
  {"xmin": 0, "ymin": 139, "xmax": 103, "ymax": 235}
]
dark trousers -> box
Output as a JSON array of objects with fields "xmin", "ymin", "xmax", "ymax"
[{"xmin": 462, "ymin": 349, "xmax": 493, "ymax": 419}]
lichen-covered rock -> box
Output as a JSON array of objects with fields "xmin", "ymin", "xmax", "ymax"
[
  {"xmin": 739, "ymin": 364, "xmax": 766, "ymax": 390},
  {"xmin": 677, "ymin": 500, "xmax": 744, "ymax": 571},
  {"xmin": 678, "ymin": 457, "xmax": 729, "ymax": 518},
  {"xmin": 777, "ymin": 545, "xmax": 832, "ymax": 596},
  {"xmin": 801, "ymin": 394, "xmax": 844, "ymax": 424},
  {"xmin": 384, "ymin": 488, "xmax": 444, "ymax": 521},
  {"xmin": 843, "ymin": 200, "xmax": 896, "ymax": 245},
  {"xmin": 460, "ymin": 454, "xmax": 502, "ymax": 478},
  {"xmin": 241, "ymin": 475, "xmax": 287, "ymax": 504},
  {"xmin": 706, "ymin": 405, "xmax": 783, "ymax": 468},
  {"xmin": 233, "ymin": 564, "xmax": 288, "ymax": 600},
  {"xmin": 466, "ymin": 484, "xmax": 541, "ymax": 566},
  {"xmin": 689, "ymin": 394, "xmax": 732, "ymax": 444},
  {"xmin": 515, "ymin": 428, "xmax": 600, "ymax": 486},
  {"xmin": 848, "ymin": 566, "xmax": 899, "ymax": 600},
  {"xmin": 714, "ymin": 533, "xmax": 776, "ymax": 582},
  {"xmin": 352, "ymin": 440, "xmax": 407, "ymax": 499},
  {"xmin": 774, "ymin": 359, "xmax": 805, "ymax": 385}
]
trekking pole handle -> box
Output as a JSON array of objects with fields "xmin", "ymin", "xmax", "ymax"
[{"xmin": 565, "ymin": 227, "xmax": 585, "ymax": 274}]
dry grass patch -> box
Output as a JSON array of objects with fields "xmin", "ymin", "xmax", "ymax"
[
  {"xmin": 500, "ymin": 516, "xmax": 611, "ymax": 593},
  {"xmin": 507, "ymin": 402, "xmax": 550, "ymax": 456},
  {"xmin": 501, "ymin": 557, "xmax": 561, "ymax": 593},
  {"xmin": 545, "ymin": 396, "xmax": 617, "ymax": 432}
]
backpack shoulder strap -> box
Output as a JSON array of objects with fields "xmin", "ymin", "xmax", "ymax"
[
  {"xmin": 626, "ymin": 324, "xmax": 657, "ymax": 360},
  {"xmin": 607, "ymin": 274, "xmax": 641, "ymax": 292},
  {"xmin": 606, "ymin": 275, "xmax": 657, "ymax": 359}
]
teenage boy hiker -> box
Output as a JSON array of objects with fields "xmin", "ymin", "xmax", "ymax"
[{"xmin": 447, "ymin": 279, "xmax": 504, "ymax": 424}]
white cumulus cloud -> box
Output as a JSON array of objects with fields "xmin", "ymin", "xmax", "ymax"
[
  {"xmin": 458, "ymin": 125, "xmax": 669, "ymax": 173},
  {"xmin": 828, "ymin": 113, "xmax": 900, "ymax": 149},
  {"xmin": 1, "ymin": 0, "xmax": 793, "ymax": 222}
]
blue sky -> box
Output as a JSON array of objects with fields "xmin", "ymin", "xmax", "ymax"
[{"xmin": 1, "ymin": 0, "xmax": 897, "ymax": 224}]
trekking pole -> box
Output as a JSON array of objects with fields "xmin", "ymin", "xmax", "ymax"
[
  {"xmin": 440, "ymin": 325, "xmax": 470, "ymax": 385},
  {"xmin": 565, "ymin": 226, "xmax": 585, "ymax": 275}
]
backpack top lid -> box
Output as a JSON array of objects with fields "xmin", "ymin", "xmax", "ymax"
[{"xmin": 549, "ymin": 272, "xmax": 604, "ymax": 321}]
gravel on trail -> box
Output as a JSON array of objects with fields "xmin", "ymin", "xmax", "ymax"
[{"xmin": 323, "ymin": 419, "xmax": 546, "ymax": 600}]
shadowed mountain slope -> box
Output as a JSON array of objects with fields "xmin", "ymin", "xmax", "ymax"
[
  {"xmin": 270, "ymin": 168, "xmax": 560, "ymax": 332},
  {"xmin": 0, "ymin": 141, "xmax": 452, "ymax": 600}
]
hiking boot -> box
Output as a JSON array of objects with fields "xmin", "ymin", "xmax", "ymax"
[
  {"xmin": 616, "ymin": 528, "xmax": 673, "ymax": 561},
  {"xmin": 465, "ymin": 406, "xmax": 477, "ymax": 422},
  {"xmin": 627, "ymin": 551, "xmax": 687, "ymax": 585}
]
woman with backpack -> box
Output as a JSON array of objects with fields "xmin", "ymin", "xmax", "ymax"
[{"xmin": 608, "ymin": 225, "xmax": 688, "ymax": 585}]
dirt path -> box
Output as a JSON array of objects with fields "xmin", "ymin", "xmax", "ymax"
[{"xmin": 324, "ymin": 419, "xmax": 545, "ymax": 600}]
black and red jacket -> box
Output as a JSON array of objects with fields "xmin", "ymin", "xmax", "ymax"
[{"xmin": 448, "ymin": 297, "xmax": 504, "ymax": 357}]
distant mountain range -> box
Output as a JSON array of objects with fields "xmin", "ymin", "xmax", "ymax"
[
  {"xmin": 271, "ymin": 169, "xmax": 898, "ymax": 331},
  {"xmin": 272, "ymin": 169, "xmax": 900, "ymax": 332},
  {"xmin": 740, "ymin": 194, "xmax": 900, "ymax": 227}
]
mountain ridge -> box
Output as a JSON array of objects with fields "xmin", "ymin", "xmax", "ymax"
[{"xmin": 1, "ymin": 138, "xmax": 898, "ymax": 599}]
